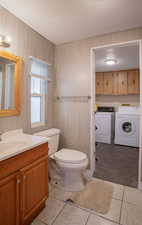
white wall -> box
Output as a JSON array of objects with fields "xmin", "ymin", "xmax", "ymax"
[
  {"xmin": 0, "ymin": 5, "xmax": 55, "ymax": 133},
  {"xmin": 96, "ymin": 95, "xmax": 140, "ymax": 110},
  {"xmin": 54, "ymin": 28, "xmax": 142, "ymax": 158}
]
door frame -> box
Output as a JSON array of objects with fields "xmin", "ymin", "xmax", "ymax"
[{"xmin": 90, "ymin": 40, "xmax": 142, "ymax": 190}]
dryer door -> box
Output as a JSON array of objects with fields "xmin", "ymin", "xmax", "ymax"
[
  {"xmin": 115, "ymin": 115, "xmax": 139, "ymax": 147},
  {"xmin": 118, "ymin": 119, "xmax": 136, "ymax": 136},
  {"xmin": 95, "ymin": 114, "xmax": 111, "ymax": 144}
]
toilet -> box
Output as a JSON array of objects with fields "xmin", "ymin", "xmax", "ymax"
[{"xmin": 34, "ymin": 128, "xmax": 88, "ymax": 191}]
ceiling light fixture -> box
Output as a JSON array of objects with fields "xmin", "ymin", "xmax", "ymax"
[
  {"xmin": 0, "ymin": 35, "xmax": 11, "ymax": 48},
  {"xmin": 105, "ymin": 59, "xmax": 117, "ymax": 65}
]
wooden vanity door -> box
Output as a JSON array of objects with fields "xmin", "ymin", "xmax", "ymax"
[
  {"xmin": 0, "ymin": 173, "xmax": 20, "ymax": 225},
  {"xmin": 20, "ymin": 156, "xmax": 48, "ymax": 225}
]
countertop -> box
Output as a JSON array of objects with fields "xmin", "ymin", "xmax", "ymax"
[{"xmin": 0, "ymin": 131, "xmax": 49, "ymax": 162}]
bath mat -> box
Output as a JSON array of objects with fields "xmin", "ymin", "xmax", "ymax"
[{"xmin": 70, "ymin": 179, "xmax": 114, "ymax": 214}]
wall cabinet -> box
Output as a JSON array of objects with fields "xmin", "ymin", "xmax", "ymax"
[
  {"xmin": 96, "ymin": 72, "xmax": 104, "ymax": 94},
  {"xmin": 0, "ymin": 143, "xmax": 48, "ymax": 225},
  {"xmin": 96, "ymin": 69, "xmax": 139, "ymax": 95},
  {"xmin": 128, "ymin": 70, "xmax": 139, "ymax": 94},
  {"xmin": 117, "ymin": 71, "xmax": 128, "ymax": 95},
  {"xmin": 112, "ymin": 72, "xmax": 119, "ymax": 95},
  {"xmin": 103, "ymin": 72, "xmax": 113, "ymax": 95}
]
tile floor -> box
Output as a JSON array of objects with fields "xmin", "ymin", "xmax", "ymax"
[{"xmin": 31, "ymin": 178, "xmax": 142, "ymax": 225}]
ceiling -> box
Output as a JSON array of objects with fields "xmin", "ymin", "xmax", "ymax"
[
  {"xmin": 95, "ymin": 44, "xmax": 139, "ymax": 72},
  {"xmin": 0, "ymin": 0, "xmax": 142, "ymax": 44}
]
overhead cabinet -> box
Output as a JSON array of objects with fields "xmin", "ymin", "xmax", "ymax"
[
  {"xmin": 96, "ymin": 72, "xmax": 104, "ymax": 94},
  {"xmin": 96, "ymin": 69, "xmax": 139, "ymax": 95},
  {"xmin": 128, "ymin": 70, "xmax": 139, "ymax": 94},
  {"xmin": 103, "ymin": 72, "xmax": 113, "ymax": 95},
  {"xmin": 117, "ymin": 71, "xmax": 128, "ymax": 95}
]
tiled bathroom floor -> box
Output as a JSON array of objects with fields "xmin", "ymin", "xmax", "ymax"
[{"xmin": 31, "ymin": 178, "xmax": 142, "ymax": 225}]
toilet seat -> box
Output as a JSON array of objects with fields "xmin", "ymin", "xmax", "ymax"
[{"xmin": 54, "ymin": 148, "xmax": 87, "ymax": 164}]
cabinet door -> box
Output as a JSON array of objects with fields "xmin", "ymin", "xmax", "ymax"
[
  {"xmin": 113, "ymin": 72, "xmax": 119, "ymax": 95},
  {"xmin": 128, "ymin": 70, "xmax": 139, "ymax": 94},
  {"xmin": 118, "ymin": 71, "xmax": 128, "ymax": 95},
  {"xmin": 103, "ymin": 72, "xmax": 113, "ymax": 95},
  {"xmin": 20, "ymin": 156, "xmax": 48, "ymax": 224},
  {"xmin": 96, "ymin": 73, "xmax": 104, "ymax": 94},
  {"xmin": 0, "ymin": 173, "xmax": 20, "ymax": 225}
]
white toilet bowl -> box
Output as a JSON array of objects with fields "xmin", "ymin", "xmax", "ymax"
[
  {"xmin": 52, "ymin": 149, "xmax": 88, "ymax": 191},
  {"xmin": 34, "ymin": 129, "xmax": 88, "ymax": 191}
]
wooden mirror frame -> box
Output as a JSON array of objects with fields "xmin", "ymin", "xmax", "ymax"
[{"xmin": 0, "ymin": 51, "xmax": 22, "ymax": 117}]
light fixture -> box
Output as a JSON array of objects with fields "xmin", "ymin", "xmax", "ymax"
[
  {"xmin": 105, "ymin": 59, "xmax": 117, "ymax": 65},
  {"xmin": 0, "ymin": 35, "xmax": 11, "ymax": 48}
]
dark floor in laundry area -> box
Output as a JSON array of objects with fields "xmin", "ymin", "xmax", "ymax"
[{"xmin": 93, "ymin": 143, "xmax": 139, "ymax": 188}]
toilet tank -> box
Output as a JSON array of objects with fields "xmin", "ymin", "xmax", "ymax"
[{"xmin": 34, "ymin": 128, "xmax": 60, "ymax": 155}]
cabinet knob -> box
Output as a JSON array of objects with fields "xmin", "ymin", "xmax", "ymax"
[{"xmin": 23, "ymin": 175, "xmax": 26, "ymax": 180}]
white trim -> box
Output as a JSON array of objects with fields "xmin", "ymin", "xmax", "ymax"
[
  {"xmin": 90, "ymin": 39, "xmax": 142, "ymax": 189},
  {"xmin": 31, "ymin": 93, "xmax": 42, "ymax": 97},
  {"xmin": 138, "ymin": 181, "xmax": 142, "ymax": 190},
  {"xmin": 29, "ymin": 72, "xmax": 52, "ymax": 82},
  {"xmin": 89, "ymin": 48, "xmax": 96, "ymax": 175},
  {"xmin": 31, "ymin": 121, "xmax": 45, "ymax": 128},
  {"xmin": 29, "ymin": 56, "xmax": 52, "ymax": 66},
  {"xmin": 91, "ymin": 39, "xmax": 140, "ymax": 51},
  {"xmin": 138, "ymin": 39, "xmax": 142, "ymax": 190},
  {"xmin": 30, "ymin": 57, "xmax": 49, "ymax": 128}
]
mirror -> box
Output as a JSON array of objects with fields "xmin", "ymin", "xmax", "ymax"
[{"xmin": 0, "ymin": 51, "xmax": 22, "ymax": 117}]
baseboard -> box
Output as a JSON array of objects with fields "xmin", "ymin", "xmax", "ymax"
[
  {"xmin": 84, "ymin": 169, "xmax": 93, "ymax": 181},
  {"xmin": 138, "ymin": 181, "xmax": 142, "ymax": 190}
]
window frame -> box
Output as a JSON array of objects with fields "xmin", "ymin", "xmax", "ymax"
[{"xmin": 29, "ymin": 56, "xmax": 51, "ymax": 128}]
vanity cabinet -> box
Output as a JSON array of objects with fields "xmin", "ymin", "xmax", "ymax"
[
  {"xmin": 21, "ymin": 156, "xmax": 48, "ymax": 225},
  {"xmin": 0, "ymin": 173, "xmax": 20, "ymax": 225},
  {"xmin": 0, "ymin": 143, "xmax": 48, "ymax": 225}
]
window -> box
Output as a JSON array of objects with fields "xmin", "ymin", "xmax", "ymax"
[{"xmin": 30, "ymin": 57, "xmax": 50, "ymax": 127}]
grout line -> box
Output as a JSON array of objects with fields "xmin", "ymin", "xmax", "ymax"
[
  {"xmin": 50, "ymin": 202, "xmax": 67, "ymax": 225},
  {"xmin": 118, "ymin": 186, "xmax": 125, "ymax": 224},
  {"xmin": 85, "ymin": 213, "xmax": 91, "ymax": 225},
  {"xmin": 66, "ymin": 200, "xmax": 120, "ymax": 225},
  {"xmin": 35, "ymin": 218, "xmax": 48, "ymax": 225}
]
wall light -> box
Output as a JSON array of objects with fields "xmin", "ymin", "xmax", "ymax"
[
  {"xmin": 0, "ymin": 35, "xmax": 11, "ymax": 48},
  {"xmin": 105, "ymin": 59, "xmax": 117, "ymax": 65}
]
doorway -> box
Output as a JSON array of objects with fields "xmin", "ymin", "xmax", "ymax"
[{"xmin": 90, "ymin": 40, "xmax": 142, "ymax": 189}]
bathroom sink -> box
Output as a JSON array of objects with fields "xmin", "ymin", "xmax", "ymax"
[{"xmin": 0, "ymin": 141, "xmax": 27, "ymax": 153}]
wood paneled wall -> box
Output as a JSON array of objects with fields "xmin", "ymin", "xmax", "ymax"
[{"xmin": 0, "ymin": 5, "xmax": 55, "ymax": 133}]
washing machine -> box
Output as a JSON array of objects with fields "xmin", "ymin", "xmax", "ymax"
[
  {"xmin": 114, "ymin": 106, "xmax": 140, "ymax": 147},
  {"xmin": 95, "ymin": 107, "xmax": 115, "ymax": 144}
]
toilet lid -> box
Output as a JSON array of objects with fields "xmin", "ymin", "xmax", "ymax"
[{"xmin": 54, "ymin": 149, "xmax": 87, "ymax": 164}]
